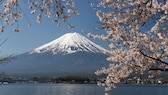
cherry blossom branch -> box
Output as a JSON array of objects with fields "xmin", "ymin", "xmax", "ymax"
[{"xmin": 92, "ymin": 0, "xmax": 168, "ymax": 94}]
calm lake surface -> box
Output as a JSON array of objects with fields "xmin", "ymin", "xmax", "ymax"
[{"xmin": 0, "ymin": 84, "xmax": 168, "ymax": 95}]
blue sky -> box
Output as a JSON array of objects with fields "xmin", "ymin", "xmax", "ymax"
[{"xmin": 0, "ymin": 1, "xmax": 109, "ymax": 55}]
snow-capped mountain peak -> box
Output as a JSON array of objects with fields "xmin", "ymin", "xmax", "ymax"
[{"xmin": 30, "ymin": 32, "xmax": 105, "ymax": 55}]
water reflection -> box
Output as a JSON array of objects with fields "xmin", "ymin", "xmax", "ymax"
[
  {"xmin": 34, "ymin": 84, "xmax": 86, "ymax": 95},
  {"xmin": 0, "ymin": 84, "xmax": 104, "ymax": 95},
  {"xmin": 0, "ymin": 84, "xmax": 168, "ymax": 95},
  {"xmin": 111, "ymin": 84, "xmax": 168, "ymax": 95}
]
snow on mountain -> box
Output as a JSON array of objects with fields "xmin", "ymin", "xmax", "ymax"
[{"xmin": 30, "ymin": 32, "xmax": 105, "ymax": 55}]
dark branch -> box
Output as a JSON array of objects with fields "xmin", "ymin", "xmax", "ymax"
[
  {"xmin": 0, "ymin": 54, "xmax": 15, "ymax": 64},
  {"xmin": 139, "ymin": 50, "xmax": 168, "ymax": 66},
  {"xmin": 0, "ymin": 38, "xmax": 8, "ymax": 47},
  {"xmin": 149, "ymin": 68, "xmax": 168, "ymax": 71}
]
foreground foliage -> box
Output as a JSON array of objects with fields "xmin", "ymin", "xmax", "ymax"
[{"xmin": 88, "ymin": 0, "xmax": 168, "ymax": 93}]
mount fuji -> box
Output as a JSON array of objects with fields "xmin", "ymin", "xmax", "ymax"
[
  {"xmin": 0, "ymin": 32, "xmax": 109, "ymax": 77},
  {"xmin": 30, "ymin": 32, "xmax": 105, "ymax": 55}
]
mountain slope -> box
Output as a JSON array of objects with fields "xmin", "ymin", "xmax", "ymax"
[
  {"xmin": 0, "ymin": 32, "xmax": 109, "ymax": 77},
  {"xmin": 30, "ymin": 32, "xmax": 105, "ymax": 55}
]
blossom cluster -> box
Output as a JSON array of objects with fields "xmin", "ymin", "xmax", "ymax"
[
  {"xmin": 0, "ymin": 0, "xmax": 21, "ymax": 32},
  {"xmin": 91, "ymin": 0, "xmax": 168, "ymax": 94},
  {"xmin": 28, "ymin": 0, "xmax": 79, "ymax": 28},
  {"xmin": 0, "ymin": 0, "xmax": 78, "ymax": 32}
]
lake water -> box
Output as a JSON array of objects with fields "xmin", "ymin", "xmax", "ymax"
[{"xmin": 0, "ymin": 84, "xmax": 168, "ymax": 95}]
